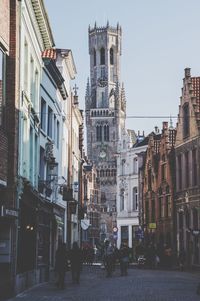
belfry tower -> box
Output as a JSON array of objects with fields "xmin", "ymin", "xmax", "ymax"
[{"xmin": 85, "ymin": 23, "xmax": 126, "ymax": 232}]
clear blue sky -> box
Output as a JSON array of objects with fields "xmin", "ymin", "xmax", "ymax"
[{"xmin": 44, "ymin": 0, "xmax": 200, "ymax": 135}]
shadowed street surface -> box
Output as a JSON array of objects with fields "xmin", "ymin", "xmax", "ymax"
[{"xmin": 8, "ymin": 265, "xmax": 200, "ymax": 301}]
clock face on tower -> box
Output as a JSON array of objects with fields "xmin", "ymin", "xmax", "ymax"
[
  {"xmin": 97, "ymin": 77, "xmax": 108, "ymax": 87},
  {"xmin": 99, "ymin": 150, "xmax": 106, "ymax": 159}
]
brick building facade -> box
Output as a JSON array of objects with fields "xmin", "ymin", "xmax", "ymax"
[
  {"xmin": 142, "ymin": 122, "xmax": 176, "ymax": 252},
  {"xmin": 0, "ymin": 0, "xmax": 20, "ymax": 298},
  {"xmin": 175, "ymin": 68, "xmax": 200, "ymax": 266}
]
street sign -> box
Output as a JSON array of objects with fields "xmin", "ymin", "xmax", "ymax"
[
  {"xmin": 113, "ymin": 226, "xmax": 118, "ymax": 233},
  {"xmin": 148, "ymin": 223, "xmax": 156, "ymax": 229}
]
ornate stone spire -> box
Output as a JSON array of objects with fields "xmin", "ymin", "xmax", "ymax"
[
  {"xmin": 85, "ymin": 77, "xmax": 90, "ymax": 97},
  {"xmin": 121, "ymin": 82, "xmax": 126, "ymax": 113}
]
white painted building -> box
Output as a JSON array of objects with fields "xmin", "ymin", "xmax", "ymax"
[{"xmin": 116, "ymin": 130, "xmax": 147, "ymax": 252}]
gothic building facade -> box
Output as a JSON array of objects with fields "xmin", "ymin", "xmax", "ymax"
[{"xmin": 85, "ymin": 23, "xmax": 126, "ymax": 237}]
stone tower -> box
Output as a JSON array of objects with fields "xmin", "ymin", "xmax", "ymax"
[{"xmin": 85, "ymin": 23, "xmax": 126, "ymax": 230}]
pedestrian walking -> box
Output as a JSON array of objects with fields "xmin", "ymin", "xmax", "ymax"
[
  {"xmin": 70, "ymin": 242, "xmax": 82, "ymax": 284},
  {"xmin": 119, "ymin": 243, "xmax": 129, "ymax": 276},
  {"xmin": 55, "ymin": 242, "xmax": 68, "ymax": 289},
  {"xmin": 103, "ymin": 240, "xmax": 114, "ymax": 277},
  {"xmin": 178, "ymin": 248, "xmax": 186, "ymax": 271}
]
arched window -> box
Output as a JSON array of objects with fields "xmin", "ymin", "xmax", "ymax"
[
  {"xmin": 93, "ymin": 48, "xmax": 96, "ymax": 66},
  {"xmin": 100, "ymin": 170, "xmax": 104, "ymax": 177},
  {"xmin": 120, "ymin": 189, "xmax": 125, "ymax": 211},
  {"xmin": 110, "ymin": 48, "xmax": 114, "ymax": 65},
  {"xmin": 132, "ymin": 187, "xmax": 138, "ymax": 210},
  {"xmin": 96, "ymin": 125, "xmax": 102, "ymax": 141},
  {"xmin": 106, "ymin": 169, "xmax": 110, "ymax": 177},
  {"xmin": 100, "ymin": 47, "xmax": 105, "ymax": 65},
  {"xmin": 133, "ymin": 157, "xmax": 138, "ymax": 174},
  {"xmin": 104, "ymin": 124, "xmax": 109, "ymax": 141}
]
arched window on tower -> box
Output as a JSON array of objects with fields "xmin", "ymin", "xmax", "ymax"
[
  {"xmin": 100, "ymin": 47, "xmax": 105, "ymax": 65},
  {"xmin": 93, "ymin": 48, "xmax": 96, "ymax": 66},
  {"xmin": 104, "ymin": 124, "xmax": 109, "ymax": 141},
  {"xmin": 110, "ymin": 48, "xmax": 114, "ymax": 65},
  {"xmin": 96, "ymin": 125, "xmax": 102, "ymax": 141}
]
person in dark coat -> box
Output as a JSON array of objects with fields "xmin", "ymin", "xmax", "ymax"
[
  {"xmin": 70, "ymin": 242, "xmax": 82, "ymax": 284},
  {"xmin": 55, "ymin": 242, "xmax": 68, "ymax": 289},
  {"xmin": 119, "ymin": 243, "xmax": 129, "ymax": 276}
]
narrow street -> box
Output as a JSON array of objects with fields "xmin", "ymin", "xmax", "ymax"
[{"xmin": 8, "ymin": 266, "xmax": 200, "ymax": 301}]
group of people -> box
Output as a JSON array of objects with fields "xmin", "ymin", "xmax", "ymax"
[
  {"xmin": 55, "ymin": 242, "xmax": 82, "ymax": 289},
  {"xmin": 103, "ymin": 240, "xmax": 130, "ymax": 277},
  {"xmin": 55, "ymin": 240, "xmax": 131, "ymax": 289}
]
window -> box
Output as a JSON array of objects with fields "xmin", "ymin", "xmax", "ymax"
[
  {"xmin": 158, "ymin": 188, "xmax": 162, "ymax": 218},
  {"xmin": 0, "ymin": 48, "xmax": 5, "ymax": 125},
  {"xmin": 104, "ymin": 124, "xmax": 109, "ymax": 141},
  {"xmin": 166, "ymin": 186, "xmax": 171, "ymax": 217},
  {"xmin": 40, "ymin": 98, "xmax": 46, "ymax": 131},
  {"xmin": 192, "ymin": 149, "xmax": 197, "ymax": 186},
  {"xmin": 132, "ymin": 187, "xmax": 138, "ymax": 210},
  {"xmin": 93, "ymin": 48, "xmax": 96, "ymax": 66},
  {"xmin": 161, "ymin": 155, "xmax": 166, "ymax": 181},
  {"xmin": 56, "ymin": 121, "xmax": 60, "ymax": 148},
  {"xmin": 151, "ymin": 198, "xmax": 155, "ymax": 222},
  {"xmin": 121, "ymin": 159, "xmax": 125, "ymax": 175},
  {"xmin": 100, "ymin": 47, "xmax": 105, "ymax": 65},
  {"xmin": 120, "ymin": 189, "xmax": 125, "ymax": 211},
  {"xmin": 96, "ymin": 125, "xmax": 102, "ymax": 141},
  {"xmin": 133, "ymin": 158, "xmax": 138, "ymax": 174},
  {"xmin": 178, "ymin": 154, "xmax": 182, "ymax": 190},
  {"xmin": 148, "ymin": 169, "xmax": 152, "ymax": 191},
  {"xmin": 110, "ymin": 48, "xmax": 114, "ymax": 65},
  {"xmin": 121, "ymin": 226, "xmax": 128, "ymax": 245},
  {"xmin": 185, "ymin": 151, "xmax": 189, "ymax": 187},
  {"xmin": 47, "ymin": 107, "xmax": 53, "ymax": 138},
  {"xmin": 183, "ymin": 103, "xmax": 189, "ymax": 137},
  {"xmin": 24, "ymin": 41, "xmax": 28, "ymax": 92},
  {"xmin": 29, "ymin": 126, "xmax": 33, "ymax": 183},
  {"xmin": 30, "ymin": 57, "xmax": 34, "ymax": 104},
  {"xmin": 145, "ymin": 200, "xmax": 149, "ymax": 224}
]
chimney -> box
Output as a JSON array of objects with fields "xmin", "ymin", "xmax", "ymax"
[{"xmin": 162, "ymin": 121, "xmax": 168, "ymax": 130}]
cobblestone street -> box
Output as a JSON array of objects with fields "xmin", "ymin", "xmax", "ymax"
[{"xmin": 8, "ymin": 266, "xmax": 200, "ymax": 301}]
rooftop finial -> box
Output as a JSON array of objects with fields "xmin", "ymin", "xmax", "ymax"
[
  {"xmin": 85, "ymin": 77, "xmax": 90, "ymax": 97},
  {"xmin": 107, "ymin": 20, "xmax": 109, "ymax": 28},
  {"xmin": 94, "ymin": 21, "xmax": 97, "ymax": 29},
  {"xmin": 73, "ymin": 83, "xmax": 79, "ymax": 96},
  {"xmin": 169, "ymin": 115, "xmax": 173, "ymax": 129}
]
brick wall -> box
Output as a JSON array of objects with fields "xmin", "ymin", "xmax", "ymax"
[{"xmin": 0, "ymin": 0, "xmax": 10, "ymax": 50}]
